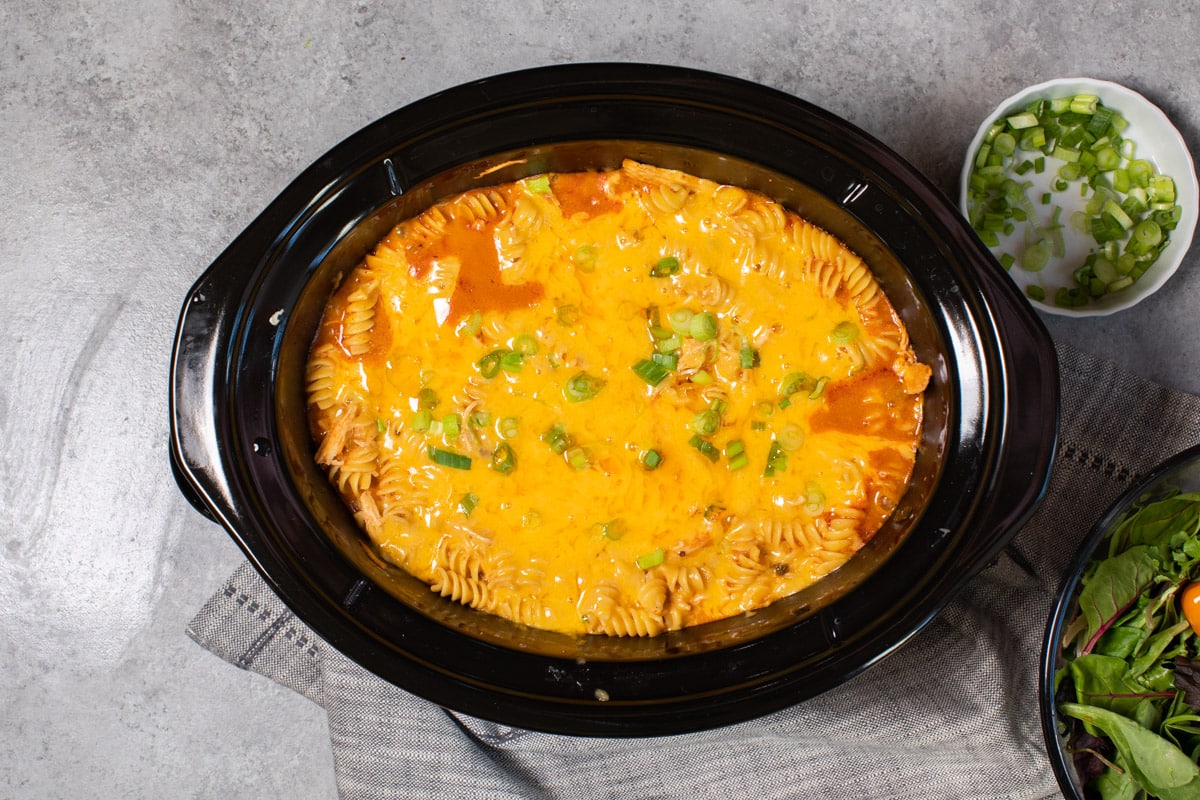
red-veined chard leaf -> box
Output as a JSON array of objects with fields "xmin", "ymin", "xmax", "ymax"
[{"xmin": 1078, "ymin": 545, "xmax": 1162, "ymax": 654}]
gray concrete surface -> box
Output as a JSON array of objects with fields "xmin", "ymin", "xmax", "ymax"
[{"xmin": 3, "ymin": 1, "xmax": 1198, "ymax": 797}]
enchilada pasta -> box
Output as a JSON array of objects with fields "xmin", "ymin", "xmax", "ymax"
[{"xmin": 306, "ymin": 160, "xmax": 931, "ymax": 637}]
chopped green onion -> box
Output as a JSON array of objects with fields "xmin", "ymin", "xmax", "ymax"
[
  {"xmin": 641, "ymin": 449, "xmax": 662, "ymax": 471},
  {"xmin": 477, "ymin": 351, "xmax": 503, "ymax": 379},
  {"xmin": 651, "ymin": 352, "xmax": 679, "ymax": 371},
  {"xmin": 526, "ymin": 175, "xmax": 551, "ymax": 194},
  {"xmin": 636, "ymin": 548, "xmax": 665, "ymax": 570},
  {"xmin": 649, "ymin": 325, "xmax": 673, "ymax": 340},
  {"xmin": 689, "ymin": 370, "xmax": 713, "ymax": 385},
  {"xmin": 564, "ymin": 371, "xmax": 605, "ymax": 402},
  {"xmin": 830, "ymin": 321, "xmax": 859, "ymax": 345},
  {"xmin": 1128, "ymin": 159, "xmax": 1153, "ymax": 187},
  {"xmin": 655, "ymin": 334, "xmax": 683, "ymax": 354},
  {"xmin": 375, "ymin": 417, "xmax": 388, "ymax": 434},
  {"xmin": 1006, "ymin": 112, "xmax": 1039, "ymax": 130},
  {"xmin": 804, "ymin": 482, "xmax": 826, "ymax": 514},
  {"xmin": 764, "ymin": 440, "xmax": 788, "ymax": 477},
  {"xmin": 427, "ymin": 446, "xmax": 472, "ymax": 470},
  {"xmin": 490, "ymin": 443, "xmax": 516, "ymax": 474},
  {"xmin": 688, "ymin": 434, "xmax": 720, "ymax": 463},
  {"xmin": 1022, "ymin": 242, "xmax": 1050, "ymax": 272},
  {"xmin": 458, "ymin": 492, "xmax": 479, "ymax": 517},
  {"xmin": 687, "ymin": 311, "xmax": 718, "ymax": 341},
  {"xmin": 442, "ymin": 414, "xmax": 461, "ymax": 440},
  {"xmin": 572, "ymin": 244, "xmax": 598, "ymax": 273},
  {"xmin": 691, "ymin": 409, "xmax": 721, "ymax": 436},
  {"xmin": 780, "ymin": 372, "xmax": 809, "ymax": 397},
  {"xmin": 632, "ymin": 358, "xmax": 672, "ymax": 386},
  {"xmin": 543, "ymin": 423, "xmax": 573, "ymax": 455},
  {"xmin": 499, "ymin": 350, "xmax": 524, "ymax": 373},
  {"xmin": 1133, "ymin": 219, "xmax": 1163, "ymax": 248},
  {"xmin": 600, "ymin": 520, "xmax": 626, "ymax": 541},
  {"xmin": 456, "ymin": 310, "xmax": 483, "ymax": 338},
  {"xmin": 967, "ymin": 93, "xmax": 1182, "ymax": 306},
  {"xmin": 565, "ymin": 446, "xmax": 589, "ymax": 470},
  {"xmin": 667, "ymin": 308, "xmax": 694, "ymax": 332},
  {"xmin": 1070, "ymin": 94, "xmax": 1099, "ymax": 114},
  {"xmin": 779, "ymin": 425, "xmax": 804, "ymax": 451},
  {"xmin": 512, "ymin": 334, "xmax": 539, "ymax": 356},
  {"xmin": 418, "ymin": 387, "xmax": 439, "ymax": 410},
  {"xmin": 412, "ymin": 410, "xmax": 433, "ymax": 432},
  {"xmin": 555, "ymin": 304, "xmax": 581, "ymax": 326},
  {"xmin": 739, "ymin": 345, "xmax": 760, "ymax": 369},
  {"xmin": 469, "ymin": 410, "xmax": 491, "ymax": 429},
  {"xmin": 726, "ymin": 440, "xmax": 748, "ymax": 471},
  {"xmin": 808, "ymin": 376, "xmax": 829, "ymax": 399},
  {"xmin": 498, "ymin": 416, "xmax": 520, "ymax": 440},
  {"xmin": 649, "ymin": 256, "xmax": 681, "ymax": 277}
]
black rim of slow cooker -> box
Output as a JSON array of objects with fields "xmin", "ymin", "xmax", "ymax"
[{"xmin": 171, "ymin": 63, "xmax": 1058, "ymax": 735}]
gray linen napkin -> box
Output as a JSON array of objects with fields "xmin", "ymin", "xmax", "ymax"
[{"xmin": 187, "ymin": 342, "xmax": 1200, "ymax": 799}]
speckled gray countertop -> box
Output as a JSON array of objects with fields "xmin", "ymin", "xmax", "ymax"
[{"xmin": 3, "ymin": 1, "xmax": 1199, "ymax": 797}]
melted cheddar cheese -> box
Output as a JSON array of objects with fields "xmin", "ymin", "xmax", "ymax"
[{"xmin": 307, "ymin": 160, "xmax": 931, "ymax": 637}]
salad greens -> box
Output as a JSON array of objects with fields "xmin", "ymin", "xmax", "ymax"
[{"xmin": 1057, "ymin": 489, "xmax": 1200, "ymax": 799}]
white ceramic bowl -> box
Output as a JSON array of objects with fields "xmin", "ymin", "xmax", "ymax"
[{"xmin": 959, "ymin": 77, "xmax": 1198, "ymax": 317}]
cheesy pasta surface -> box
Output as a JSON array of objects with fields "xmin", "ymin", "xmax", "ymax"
[{"xmin": 307, "ymin": 160, "xmax": 931, "ymax": 637}]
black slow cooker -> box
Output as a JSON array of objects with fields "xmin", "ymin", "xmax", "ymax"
[{"xmin": 169, "ymin": 63, "xmax": 1059, "ymax": 736}]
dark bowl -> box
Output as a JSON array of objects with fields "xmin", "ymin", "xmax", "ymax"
[
  {"xmin": 169, "ymin": 63, "xmax": 1059, "ymax": 736},
  {"xmin": 1041, "ymin": 443, "xmax": 1200, "ymax": 798}
]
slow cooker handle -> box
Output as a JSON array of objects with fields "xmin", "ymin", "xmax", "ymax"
[
  {"xmin": 959, "ymin": 264, "xmax": 1060, "ymax": 576},
  {"xmin": 168, "ymin": 242, "xmax": 253, "ymax": 531}
]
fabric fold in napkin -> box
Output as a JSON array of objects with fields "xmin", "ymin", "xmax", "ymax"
[{"xmin": 187, "ymin": 342, "xmax": 1200, "ymax": 799}]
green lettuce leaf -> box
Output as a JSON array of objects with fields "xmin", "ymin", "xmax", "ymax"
[{"xmin": 1062, "ymin": 702, "xmax": 1200, "ymax": 799}]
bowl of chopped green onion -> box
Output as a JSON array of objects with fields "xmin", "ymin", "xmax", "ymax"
[
  {"xmin": 1041, "ymin": 444, "xmax": 1200, "ymax": 798},
  {"xmin": 960, "ymin": 78, "xmax": 1197, "ymax": 316}
]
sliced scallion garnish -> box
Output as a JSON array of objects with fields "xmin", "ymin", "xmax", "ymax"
[
  {"xmin": 691, "ymin": 409, "xmax": 721, "ymax": 436},
  {"xmin": 649, "ymin": 256, "xmax": 681, "ymax": 277},
  {"xmin": 512, "ymin": 334, "xmax": 539, "ymax": 356},
  {"xmin": 688, "ymin": 311, "xmax": 718, "ymax": 341},
  {"xmin": 458, "ymin": 492, "xmax": 479, "ymax": 517},
  {"xmin": 490, "ymin": 443, "xmax": 517, "ymax": 474},
  {"xmin": 830, "ymin": 321, "xmax": 859, "ymax": 345},
  {"xmin": 418, "ymin": 387, "xmax": 439, "ymax": 410},
  {"xmin": 726, "ymin": 439, "xmax": 749, "ymax": 471},
  {"xmin": 636, "ymin": 548, "xmax": 665, "ymax": 570},
  {"xmin": 498, "ymin": 416, "xmax": 520, "ymax": 440},
  {"xmin": 632, "ymin": 358, "xmax": 671, "ymax": 386},
  {"xmin": 763, "ymin": 440, "xmax": 788, "ymax": 477},
  {"xmin": 572, "ymin": 244, "xmax": 598, "ymax": 273},
  {"xmin": 526, "ymin": 175, "xmax": 551, "ymax": 194},
  {"xmin": 543, "ymin": 423, "xmax": 573, "ymax": 455},
  {"xmin": 564, "ymin": 371, "xmax": 605, "ymax": 402},
  {"xmin": 427, "ymin": 446, "xmax": 472, "ymax": 470},
  {"xmin": 967, "ymin": 92, "xmax": 1182, "ymax": 306},
  {"xmin": 555, "ymin": 304, "xmax": 581, "ymax": 326},
  {"xmin": 688, "ymin": 434, "xmax": 720, "ymax": 463}
]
